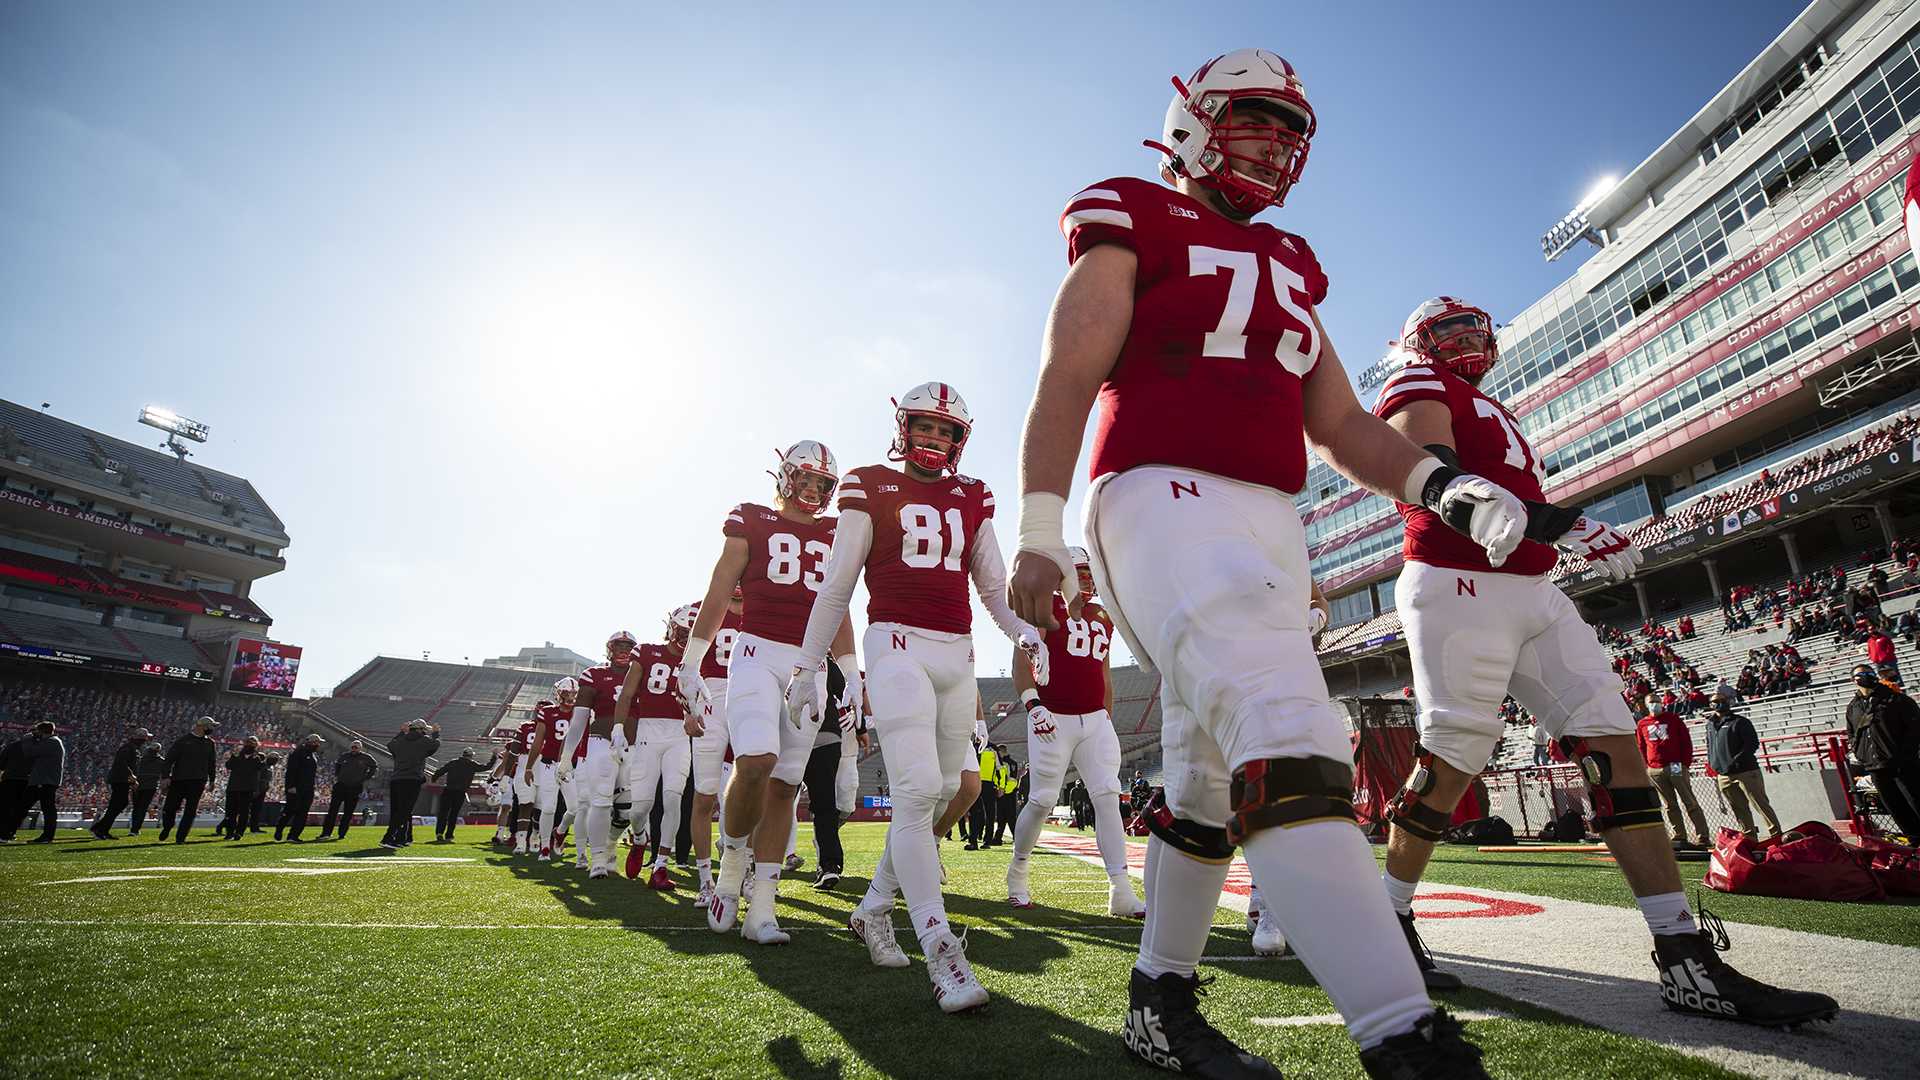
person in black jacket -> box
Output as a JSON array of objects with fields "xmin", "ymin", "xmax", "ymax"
[
  {"xmin": 130, "ymin": 739, "xmax": 166, "ymax": 836},
  {"xmin": 429, "ymin": 748, "xmax": 491, "ymax": 841},
  {"xmin": 222, "ymin": 737, "xmax": 267, "ymax": 840},
  {"xmin": 319, "ymin": 740, "xmax": 378, "ymax": 841},
  {"xmin": 0, "ymin": 734, "xmax": 31, "ymax": 843},
  {"xmin": 90, "ymin": 728, "xmax": 153, "ymax": 839},
  {"xmin": 158, "ymin": 718, "xmax": 218, "ymax": 844},
  {"xmin": 1704, "ymin": 701, "xmax": 1780, "ymax": 840},
  {"xmin": 250, "ymin": 752, "xmax": 279, "ymax": 834},
  {"xmin": 382, "ymin": 720, "xmax": 441, "ymax": 849},
  {"xmin": 1847, "ymin": 664, "xmax": 1920, "ymax": 840},
  {"xmin": 277, "ymin": 735, "xmax": 323, "ymax": 842}
]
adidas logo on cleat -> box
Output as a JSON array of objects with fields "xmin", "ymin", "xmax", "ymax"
[
  {"xmin": 1663, "ymin": 959, "xmax": 1738, "ymax": 1017},
  {"xmin": 1124, "ymin": 1007, "xmax": 1179, "ymax": 1070}
]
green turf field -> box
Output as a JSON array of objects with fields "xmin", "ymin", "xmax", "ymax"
[{"xmin": 0, "ymin": 823, "xmax": 1909, "ymax": 1079}]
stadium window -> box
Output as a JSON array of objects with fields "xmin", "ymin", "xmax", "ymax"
[
  {"xmin": 1837, "ymin": 284, "xmax": 1868, "ymax": 324},
  {"xmin": 1678, "ymin": 381, "xmax": 1701, "ymax": 410},
  {"xmin": 1741, "ymin": 346, "xmax": 1767, "ymax": 378},
  {"xmin": 1695, "ymin": 368, "xmax": 1720, "ymax": 398},
  {"xmin": 1764, "ymin": 332, "xmax": 1791, "ymax": 366},
  {"xmin": 1893, "ymin": 252, "xmax": 1920, "ymax": 292},
  {"xmin": 1866, "ymin": 267, "xmax": 1897, "ymax": 308},
  {"xmin": 1787, "ymin": 319, "xmax": 1815, "ymax": 353},
  {"xmin": 1811, "ymin": 301, "xmax": 1842, "ymax": 339}
]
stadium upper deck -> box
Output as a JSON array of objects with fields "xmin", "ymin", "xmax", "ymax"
[
  {"xmin": 0, "ymin": 399, "xmax": 288, "ymax": 684},
  {"xmin": 1306, "ymin": 0, "xmax": 1920, "ymax": 628}
]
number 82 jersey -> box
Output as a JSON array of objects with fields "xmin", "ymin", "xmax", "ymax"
[
  {"xmin": 1063, "ymin": 175, "xmax": 1329, "ymax": 495},
  {"xmin": 1039, "ymin": 594, "xmax": 1111, "ymax": 715},
  {"xmin": 1373, "ymin": 364, "xmax": 1557, "ymax": 576}
]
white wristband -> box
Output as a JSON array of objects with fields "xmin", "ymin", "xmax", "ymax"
[
  {"xmin": 1020, "ymin": 688, "xmax": 1041, "ymax": 709},
  {"xmin": 1402, "ymin": 457, "xmax": 1443, "ymax": 506},
  {"xmin": 1017, "ymin": 491, "xmax": 1068, "ymax": 552},
  {"xmin": 682, "ymin": 636, "xmax": 711, "ymax": 677}
]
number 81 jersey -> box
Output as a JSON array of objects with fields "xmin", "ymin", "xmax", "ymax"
[
  {"xmin": 1373, "ymin": 363, "xmax": 1557, "ymax": 576},
  {"xmin": 836, "ymin": 464, "xmax": 993, "ymax": 636},
  {"xmin": 725, "ymin": 503, "xmax": 837, "ymax": 647},
  {"xmin": 1063, "ymin": 175, "xmax": 1328, "ymax": 495}
]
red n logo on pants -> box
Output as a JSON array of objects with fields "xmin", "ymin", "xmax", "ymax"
[
  {"xmin": 891, "ymin": 632, "xmax": 907, "ymax": 650},
  {"xmin": 1456, "ymin": 577, "xmax": 1476, "ymax": 597},
  {"xmin": 1170, "ymin": 480, "xmax": 1200, "ymax": 499}
]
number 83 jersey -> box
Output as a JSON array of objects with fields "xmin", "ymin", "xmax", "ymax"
[
  {"xmin": 1373, "ymin": 364, "xmax": 1557, "ymax": 576},
  {"xmin": 724, "ymin": 503, "xmax": 837, "ymax": 647},
  {"xmin": 1063, "ymin": 175, "xmax": 1329, "ymax": 495},
  {"xmin": 836, "ymin": 464, "xmax": 993, "ymax": 636}
]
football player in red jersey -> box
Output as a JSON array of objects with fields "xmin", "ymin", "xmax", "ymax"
[
  {"xmin": 1007, "ymin": 50, "xmax": 1523, "ymax": 1077},
  {"xmin": 1005, "ymin": 547, "xmax": 1142, "ymax": 917},
  {"xmin": 495, "ymin": 706, "xmax": 540, "ymax": 852},
  {"xmin": 524, "ymin": 677, "xmax": 581, "ymax": 860},
  {"xmin": 1375, "ymin": 296, "xmax": 1836, "ymax": 1028},
  {"xmin": 794, "ymin": 381, "xmax": 1049, "ymax": 1014},
  {"xmin": 676, "ymin": 589, "xmax": 742, "ymax": 907},
  {"xmin": 682, "ymin": 440, "xmax": 860, "ymax": 944},
  {"xmin": 613, "ymin": 606, "xmax": 696, "ymax": 890},
  {"xmin": 559, "ymin": 631, "xmax": 640, "ymax": 878}
]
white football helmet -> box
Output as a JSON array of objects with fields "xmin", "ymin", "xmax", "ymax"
[
  {"xmin": 1147, "ymin": 49, "xmax": 1316, "ymax": 215},
  {"xmin": 665, "ymin": 605, "xmax": 697, "ymax": 651},
  {"xmin": 1068, "ymin": 545, "xmax": 1096, "ymax": 600},
  {"xmin": 890, "ymin": 382, "xmax": 972, "ymax": 475},
  {"xmin": 606, "ymin": 630, "xmax": 637, "ymax": 662},
  {"xmin": 1401, "ymin": 297, "xmax": 1498, "ymax": 381},
  {"xmin": 772, "ymin": 440, "xmax": 839, "ymax": 515}
]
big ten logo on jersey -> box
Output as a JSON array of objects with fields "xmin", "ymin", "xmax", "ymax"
[
  {"xmin": 899, "ymin": 503, "xmax": 967, "ymax": 570},
  {"xmin": 1473, "ymin": 398, "xmax": 1547, "ymax": 489},
  {"xmin": 646, "ymin": 663, "xmax": 673, "ymax": 695},
  {"xmin": 767, "ymin": 533, "xmax": 830, "ymax": 590},
  {"xmin": 1062, "ymin": 618, "xmax": 1109, "ymax": 660},
  {"xmin": 1188, "ymin": 244, "xmax": 1318, "ymax": 374},
  {"xmin": 713, "ymin": 628, "xmax": 738, "ymax": 668}
]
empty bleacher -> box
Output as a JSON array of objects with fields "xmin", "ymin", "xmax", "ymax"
[{"xmin": 313, "ymin": 656, "xmax": 550, "ymax": 746}]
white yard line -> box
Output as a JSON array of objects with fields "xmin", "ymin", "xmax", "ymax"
[
  {"xmin": 1038, "ymin": 831, "xmax": 1920, "ymax": 1080},
  {"xmin": 1254, "ymin": 1009, "xmax": 1512, "ymax": 1027}
]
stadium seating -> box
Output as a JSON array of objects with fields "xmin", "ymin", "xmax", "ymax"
[{"xmin": 313, "ymin": 657, "xmax": 551, "ymax": 746}]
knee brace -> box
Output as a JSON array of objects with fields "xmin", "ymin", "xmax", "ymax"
[
  {"xmin": 1386, "ymin": 744, "xmax": 1453, "ymax": 843},
  {"xmin": 1558, "ymin": 737, "xmax": 1663, "ymax": 832},
  {"xmin": 1142, "ymin": 791, "xmax": 1234, "ymax": 863},
  {"xmin": 1226, "ymin": 756, "xmax": 1355, "ymax": 846}
]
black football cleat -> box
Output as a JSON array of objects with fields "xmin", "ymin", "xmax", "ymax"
[
  {"xmin": 1398, "ymin": 912, "xmax": 1463, "ymax": 993},
  {"xmin": 1652, "ymin": 907, "xmax": 1838, "ymax": 1028},
  {"xmin": 1123, "ymin": 967, "xmax": 1283, "ymax": 1078},
  {"xmin": 1358, "ymin": 1009, "xmax": 1489, "ymax": 1080}
]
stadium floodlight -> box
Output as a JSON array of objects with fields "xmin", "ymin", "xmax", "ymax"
[
  {"xmin": 1540, "ymin": 173, "xmax": 1619, "ymax": 264},
  {"xmin": 139, "ymin": 405, "xmax": 210, "ymax": 460}
]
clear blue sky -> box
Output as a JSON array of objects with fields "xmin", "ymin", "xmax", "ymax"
[{"xmin": 0, "ymin": 1, "xmax": 1806, "ymax": 693}]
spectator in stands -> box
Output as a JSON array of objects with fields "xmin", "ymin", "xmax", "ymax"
[
  {"xmin": 158, "ymin": 718, "xmax": 217, "ymax": 843},
  {"xmin": 1704, "ymin": 698, "xmax": 1780, "ymax": 841},
  {"xmin": 90, "ymin": 728, "xmax": 151, "ymax": 839},
  {"xmin": 1846, "ymin": 664, "xmax": 1920, "ymax": 841},
  {"xmin": 1867, "ymin": 627, "xmax": 1900, "ymax": 684},
  {"xmin": 130, "ymin": 738, "xmax": 165, "ymax": 836},
  {"xmin": 1635, "ymin": 696, "xmax": 1710, "ymax": 850},
  {"xmin": 1531, "ymin": 721, "xmax": 1552, "ymax": 766},
  {"xmin": 381, "ymin": 720, "xmax": 440, "ymax": 849},
  {"xmin": 429, "ymin": 748, "xmax": 490, "ymax": 842},
  {"xmin": 1899, "ymin": 609, "xmax": 1920, "ymax": 649},
  {"xmin": 277, "ymin": 735, "xmax": 323, "ymax": 842},
  {"xmin": 222, "ymin": 737, "xmax": 267, "ymax": 840},
  {"xmin": 319, "ymin": 740, "xmax": 378, "ymax": 841}
]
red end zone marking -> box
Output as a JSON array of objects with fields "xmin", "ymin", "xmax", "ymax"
[{"xmin": 1415, "ymin": 891, "xmax": 1544, "ymax": 919}]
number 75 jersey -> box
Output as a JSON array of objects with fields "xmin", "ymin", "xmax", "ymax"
[
  {"xmin": 1063, "ymin": 175, "xmax": 1329, "ymax": 495},
  {"xmin": 1373, "ymin": 363, "xmax": 1557, "ymax": 576}
]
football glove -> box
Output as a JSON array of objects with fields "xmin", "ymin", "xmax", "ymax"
[
  {"xmin": 1428, "ymin": 472, "xmax": 1527, "ymax": 568},
  {"xmin": 677, "ymin": 661, "xmax": 711, "ymax": 716},
  {"xmin": 1018, "ymin": 626, "xmax": 1050, "ymax": 686},
  {"xmin": 1308, "ymin": 605, "xmax": 1328, "ymax": 638},
  {"xmin": 555, "ymin": 762, "xmax": 573, "ymax": 784},
  {"xmin": 1029, "ymin": 704, "xmax": 1057, "ymax": 743},
  {"xmin": 787, "ymin": 663, "xmax": 825, "ymax": 732},
  {"xmin": 1554, "ymin": 516, "xmax": 1642, "ymax": 582}
]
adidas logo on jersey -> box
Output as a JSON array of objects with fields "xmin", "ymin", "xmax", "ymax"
[
  {"xmin": 1124, "ymin": 1007, "xmax": 1178, "ymax": 1069},
  {"xmin": 1167, "ymin": 203, "xmax": 1199, "ymax": 220},
  {"xmin": 1281, "ymin": 236, "xmax": 1299, "ymax": 252},
  {"xmin": 1663, "ymin": 959, "xmax": 1738, "ymax": 1017},
  {"xmin": 950, "ymin": 486, "xmax": 965, "ymax": 496}
]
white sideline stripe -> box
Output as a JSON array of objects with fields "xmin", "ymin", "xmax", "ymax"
[
  {"xmin": 0, "ymin": 917, "xmax": 1156, "ymax": 933},
  {"xmin": 37, "ymin": 865, "xmax": 382, "ymax": 881},
  {"xmin": 40, "ymin": 874, "xmax": 166, "ymax": 885},
  {"xmin": 1253, "ymin": 1009, "xmax": 1511, "ymax": 1027},
  {"xmin": 285, "ymin": 856, "xmax": 476, "ymax": 864}
]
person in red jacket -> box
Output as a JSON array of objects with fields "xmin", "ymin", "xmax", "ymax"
[
  {"xmin": 1635, "ymin": 696, "xmax": 1710, "ymax": 849},
  {"xmin": 1867, "ymin": 629, "xmax": 1900, "ymax": 682}
]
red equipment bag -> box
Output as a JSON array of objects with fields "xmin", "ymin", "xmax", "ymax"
[
  {"xmin": 1851, "ymin": 832, "xmax": 1920, "ymax": 897},
  {"xmin": 1703, "ymin": 823, "xmax": 1886, "ymax": 902}
]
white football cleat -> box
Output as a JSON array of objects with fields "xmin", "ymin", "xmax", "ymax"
[
  {"xmin": 588, "ymin": 865, "xmax": 609, "ymax": 880},
  {"xmin": 1252, "ymin": 909, "xmax": 1287, "ymax": 957},
  {"xmin": 926, "ymin": 930, "xmax": 988, "ymax": 1014},
  {"xmin": 1006, "ymin": 860, "xmax": 1033, "ymax": 909},
  {"xmin": 696, "ymin": 882, "xmax": 715, "ymax": 910},
  {"xmin": 1108, "ymin": 876, "xmax": 1145, "ymax": 919},
  {"xmin": 707, "ymin": 887, "xmax": 742, "ymax": 934},
  {"xmin": 740, "ymin": 876, "xmax": 790, "ymax": 945},
  {"xmin": 849, "ymin": 904, "xmax": 910, "ymax": 968}
]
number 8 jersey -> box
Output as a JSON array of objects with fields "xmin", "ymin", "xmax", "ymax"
[
  {"xmin": 836, "ymin": 464, "xmax": 994, "ymax": 635},
  {"xmin": 724, "ymin": 503, "xmax": 837, "ymax": 647},
  {"xmin": 1063, "ymin": 175, "xmax": 1329, "ymax": 495},
  {"xmin": 1373, "ymin": 363, "xmax": 1557, "ymax": 576}
]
